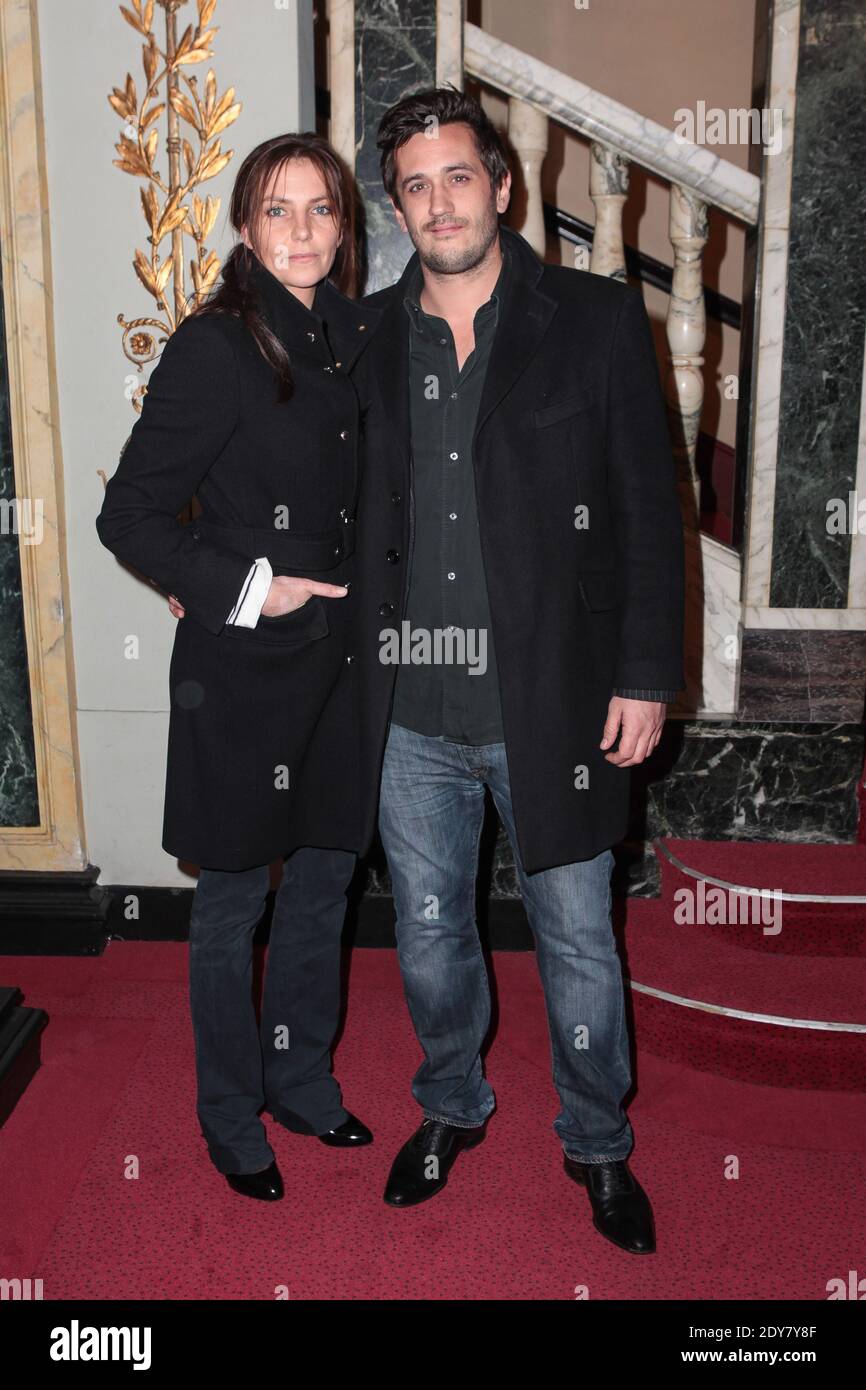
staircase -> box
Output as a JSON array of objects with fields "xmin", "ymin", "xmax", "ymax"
[{"xmin": 622, "ymin": 840, "xmax": 866, "ymax": 1092}]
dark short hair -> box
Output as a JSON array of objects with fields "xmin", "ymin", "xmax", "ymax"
[{"xmin": 377, "ymin": 86, "xmax": 509, "ymax": 207}]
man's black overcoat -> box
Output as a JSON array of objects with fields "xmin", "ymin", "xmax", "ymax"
[{"xmin": 352, "ymin": 225, "xmax": 685, "ymax": 873}]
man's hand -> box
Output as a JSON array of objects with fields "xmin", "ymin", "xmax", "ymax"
[
  {"xmin": 600, "ymin": 695, "xmax": 665, "ymax": 767},
  {"xmin": 166, "ymin": 575, "xmax": 348, "ymax": 623}
]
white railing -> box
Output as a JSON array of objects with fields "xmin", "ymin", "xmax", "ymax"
[{"xmin": 464, "ymin": 20, "xmax": 760, "ymax": 521}]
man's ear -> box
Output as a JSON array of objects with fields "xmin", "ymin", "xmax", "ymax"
[
  {"xmin": 389, "ymin": 196, "xmax": 408, "ymax": 234},
  {"xmin": 496, "ymin": 171, "xmax": 512, "ymax": 217}
]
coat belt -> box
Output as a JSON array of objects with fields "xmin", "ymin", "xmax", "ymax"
[{"xmin": 193, "ymin": 516, "xmax": 356, "ymax": 570}]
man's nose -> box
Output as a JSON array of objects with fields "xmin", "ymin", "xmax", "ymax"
[{"xmin": 427, "ymin": 180, "xmax": 455, "ymax": 217}]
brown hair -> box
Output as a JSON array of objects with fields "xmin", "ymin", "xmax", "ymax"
[
  {"xmin": 377, "ymin": 86, "xmax": 509, "ymax": 210},
  {"xmin": 187, "ymin": 132, "xmax": 358, "ymax": 402}
]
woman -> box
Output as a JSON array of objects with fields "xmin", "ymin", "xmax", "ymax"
[{"xmin": 96, "ymin": 134, "xmax": 380, "ymax": 1200}]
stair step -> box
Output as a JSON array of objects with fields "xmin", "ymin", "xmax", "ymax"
[
  {"xmin": 656, "ymin": 837, "xmax": 866, "ymax": 900},
  {"xmin": 653, "ymin": 838, "xmax": 866, "ymax": 957},
  {"xmin": 621, "ymin": 901, "xmax": 865, "ymax": 1025},
  {"xmin": 618, "ymin": 897, "xmax": 865, "ymax": 1089},
  {"xmin": 630, "ymin": 987, "xmax": 864, "ymax": 1090},
  {"xmin": 0, "ymin": 987, "xmax": 48, "ymax": 1129}
]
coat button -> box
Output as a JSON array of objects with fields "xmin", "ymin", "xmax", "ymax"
[
  {"xmin": 386, "ymin": 549, "xmax": 400, "ymax": 564},
  {"xmin": 391, "ymin": 491, "xmax": 402, "ymax": 505},
  {"xmin": 379, "ymin": 602, "xmax": 394, "ymax": 617},
  {"xmin": 340, "ymin": 429, "xmax": 348, "ymax": 440},
  {"xmin": 307, "ymin": 331, "xmax": 316, "ymax": 341},
  {"xmin": 323, "ymin": 365, "xmax": 334, "ymax": 373},
  {"xmin": 346, "ymin": 654, "xmax": 354, "ymax": 664}
]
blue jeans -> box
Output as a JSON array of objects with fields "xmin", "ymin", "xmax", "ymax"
[
  {"xmin": 377, "ymin": 722, "xmax": 634, "ymax": 1163},
  {"xmin": 188, "ymin": 846, "xmax": 356, "ymax": 1174}
]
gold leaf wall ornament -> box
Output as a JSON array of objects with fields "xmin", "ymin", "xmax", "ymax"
[{"xmin": 109, "ymin": 0, "xmax": 241, "ymax": 412}]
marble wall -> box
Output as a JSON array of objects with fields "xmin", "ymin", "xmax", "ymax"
[
  {"xmin": 354, "ymin": 0, "xmax": 438, "ymax": 292},
  {"xmin": 0, "ymin": 250, "xmax": 39, "ymax": 827},
  {"xmin": 769, "ymin": 0, "xmax": 866, "ymax": 611},
  {"xmin": 740, "ymin": 0, "xmax": 866, "ymax": 719}
]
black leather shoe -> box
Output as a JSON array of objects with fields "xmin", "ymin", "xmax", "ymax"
[
  {"xmin": 384, "ymin": 1117, "xmax": 486, "ymax": 1207},
  {"xmin": 225, "ymin": 1159, "xmax": 284, "ymax": 1201},
  {"xmin": 317, "ymin": 1111, "xmax": 373, "ymax": 1147},
  {"xmin": 564, "ymin": 1156, "xmax": 656, "ymax": 1253}
]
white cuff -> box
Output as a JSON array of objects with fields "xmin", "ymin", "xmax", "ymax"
[{"xmin": 226, "ymin": 556, "xmax": 272, "ymax": 627}]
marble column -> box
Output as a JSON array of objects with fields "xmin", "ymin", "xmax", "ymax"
[
  {"xmin": 350, "ymin": 0, "xmax": 436, "ymax": 290},
  {"xmin": 352, "ymin": 0, "xmax": 438, "ymax": 292},
  {"xmin": 740, "ymin": 0, "xmax": 866, "ymax": 719}
]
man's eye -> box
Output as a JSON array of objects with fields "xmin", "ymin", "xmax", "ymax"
[
  {"xmin": 451, "ymin": 174, "xmax": 469, "ymax": 183},
  {"xmin": 266, "ymin": 206, "xmax": 284, "ymax": 217},
  {"xmin": 408, "ymin": 182, "xmax": 425, "ymax": 194}
]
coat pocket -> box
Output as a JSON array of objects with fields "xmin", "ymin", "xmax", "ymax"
[
  {"xmin": 578, "ymin": 572, "xmax": 620, "ymax": 612},
  {"xmin": 222, "ymin": 594, "xmax": 330, "ymax": 646},
  {"xmin": 532, "ymin": 388, "xmax": 597, "ymax": 428}
]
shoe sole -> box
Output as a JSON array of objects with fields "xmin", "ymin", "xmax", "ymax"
[
  {"xmin": 225, "ymin": 1182, "xmax": 284, "ymax": 1201},
  {"xmin": 317, "ymin": 1134, "xmax": 374, "ymax": 1147}
]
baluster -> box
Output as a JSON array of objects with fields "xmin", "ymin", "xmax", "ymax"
[
  {"xmin": 507, "ymin": 97, "xmax": 548, "ymax": 258},
  {"xmin": 328, "ymin": 0, "xmax": 355, "ymax": 170},
  {"xmin": 436, "ymin": 0, "xmax": 464, "ymax": 88},
  {"xmin": 666, "ymin": 183, "xmax": 708, "ymax": 518},
  {"xmin": 589, "ymin": 143, "xmax": 629, "ymax": 280}
]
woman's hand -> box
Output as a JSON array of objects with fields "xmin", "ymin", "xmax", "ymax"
[
  {"xmin": 166, "ymin": 575, "xmax": 348, "ymax": 623},
  {"xmin": 260, "ymin": 575, "xmax": 348, "ymax": 616}
]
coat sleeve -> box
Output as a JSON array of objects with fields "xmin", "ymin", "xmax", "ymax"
[
  {"xmin": 96, "ymin": 314, "xmax": 254, "ymax": 635},
  {"xmin": 604, "ymin": 285, "xmax": 686, "ymax": 693}
]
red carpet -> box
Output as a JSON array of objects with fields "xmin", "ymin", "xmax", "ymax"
[{"xmin": 1, "ymin": 936, "xmax": 864, "ymax": 1300}]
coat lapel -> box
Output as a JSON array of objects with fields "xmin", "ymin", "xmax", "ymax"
[
  {"xmin": 360, "ymin": 227, "xmax": 558, "ymax": 460},
  {"xmin": 315, "ymin": 276, "xmax": 381, "ymax": 375},
  {"xmin": 246, "ymin": 257, "xmax": 379, "ymax": 372},
  {"xmin": 474, "ymin": 226, "xmax": 558, "ymax": 441},
  {"xmin": 362, "ymin": 256, "xmax": 417, "ymax": 469}
]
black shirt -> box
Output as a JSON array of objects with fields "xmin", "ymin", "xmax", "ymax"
[{"xmin": 390, "ymin": 247, "xmax": 508, "ymax": 744}]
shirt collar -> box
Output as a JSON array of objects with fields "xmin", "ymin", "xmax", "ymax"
[{"xmin": 403, "ymin": 238, "xmax": 510, "ymax": 333}]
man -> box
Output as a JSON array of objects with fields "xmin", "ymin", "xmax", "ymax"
[{"xmin": 353, "ymin": 88, "xmax": 685, "ymax": 1255}]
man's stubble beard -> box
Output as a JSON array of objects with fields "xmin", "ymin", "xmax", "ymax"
[{"xmin": 413, "ymin": 193, "xmax": 500, "ymax": 276}]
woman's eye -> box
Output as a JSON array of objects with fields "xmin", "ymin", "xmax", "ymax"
[
  {"xmin": 312, "ymin": 204, "xmax": 332, "ymax": 215},
  {"xmin": 266, "ymin": 206, "xmax": 284, "ymax": 217}
]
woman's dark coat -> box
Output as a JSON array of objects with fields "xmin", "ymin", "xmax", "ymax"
[{"xmin": 96, "ymin": 259, "xmax": 378, "ymax": 869}]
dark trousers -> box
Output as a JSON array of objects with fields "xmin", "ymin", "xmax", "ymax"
[{"xmin": 188, "ymin": 846, "xmax": 356, "ymax": 1174}]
